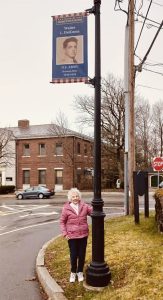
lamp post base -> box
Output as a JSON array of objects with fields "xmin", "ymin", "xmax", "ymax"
[{"xmin": 86, "ymin": 262, "xmax": 111, "ymax": 287}]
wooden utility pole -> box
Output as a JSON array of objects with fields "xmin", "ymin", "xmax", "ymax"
[{"xmin": 128, "ymin": 0, "xmax": 135, "ymax": 214}]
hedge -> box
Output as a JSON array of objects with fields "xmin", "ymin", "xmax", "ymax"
[{"xmin": 0, "ymin": 185, "xmax": 15, "ymax": 194}]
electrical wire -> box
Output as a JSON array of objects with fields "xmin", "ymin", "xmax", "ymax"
[
  {"xmin": 145, "ymin": 58, "xmax": 163, "ymax": 66},
  {"xmin": 136, "ymin": 14, "xmax": 163, "ymax": 27},
  {"xmin": 136, "ymin": 84, "xmax": 163, "ymax": 91},
  {"xmin": 147, "ymin": 0, "xmax": 163, "ymax": 7},
  {"xmin": 114, "ymin": 0, "xmax": 162, "ymax": 28},
  {"xmin": 135, "ymin": 20, "xmax": 163, "ymax": 72},
  {"xmin": 134, "ymin": 0, "xmax": 153, "ymax": 53},
  {"xmin": 145, "ymin": 62, "xmax": 163, "ymax": 68},
  {"xmin": 114, "ymin": 0, "xmax": 128, "ymax": 15},
  {"xmin": 142, "ymin": 67, "xmax": 163, "ymax": 76}
]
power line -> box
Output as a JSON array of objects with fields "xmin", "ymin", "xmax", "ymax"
[
  {"xmin": 145, "ymin": 58, "xmax": 163, "ymax": 66},
  {"xmin": 114, "ymin": 0, "xmax": 162, "ymax": 28},
  {"xmin": 114, "ymin": 0, "xmax": 128, "ymax": 15},
  {"xmin": 135, "ymin": 20, "xmax": 163, "ymax": 72},
  {"xmin": 137, "ymin": 84, "xmax": 163, "ymax": 91},
  {"xmin": 142, "ymin": 67, "xmax": 163, "ymax": 76},
  {"xmin": 136, "ymin": 13, "xmax": 162, "ymax": 27},
  {"xmin": 147, "ymin": 0, "xmax": 163, "ymax": 7},
  {"xmin": 134, "ymin": 0, "xmax": 153, "ymax": 53},
  {"xmin": 145, "ymin": 62, "xmax": 163, "ymax": 68}
]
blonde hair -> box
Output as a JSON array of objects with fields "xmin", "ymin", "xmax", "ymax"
[{"xmin": 67, "ymin": 188, "xmax": 81, "ymax": 201}]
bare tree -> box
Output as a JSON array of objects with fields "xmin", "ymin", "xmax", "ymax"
[
  {"xmin": 73, "ymin": 94, "xmax": 94, "ymax": 136},
  {"xmin": 49, "ymin": 111, "xmax": 87, "ymax": 187},
  {"xmin": 151, "ymin": 100, "xmax": 163, "ymax": 157},
  {"xmin": 0, "ymin": 128, "xmax": 15, "ymax": 167},
  {"xmin": 49, "ymin": 111, "xmax": 75, "ymax": 169},
  {"xmin": 101, "ymin": 75, "xmax": 125, "ymax": 181},
  {"xmin": 135, "ymin": 98, "xmax": 153, "ymax": 169},
  {"xmin": 74, "ymin": 74, "xmax": 125, "ymax": 184}
]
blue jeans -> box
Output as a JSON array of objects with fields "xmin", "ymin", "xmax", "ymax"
[{"xmin": 68, "ymin": 237, "xmax": 88, "ymax": 273}]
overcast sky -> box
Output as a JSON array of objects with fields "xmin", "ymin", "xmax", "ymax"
[{"xmin": 0, "ymin": 0, "xmax": 162, "ymax": 131}]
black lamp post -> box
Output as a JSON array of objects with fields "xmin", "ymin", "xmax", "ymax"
[{"xmin": 85, "ymin": 0, "xmax": 111, "ymax": 287}]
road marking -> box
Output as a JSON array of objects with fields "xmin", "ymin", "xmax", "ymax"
[
  {"xmin": 0, "ymin": 220, "xmax": 59, "ymax": 237},
  {"xmin": 1, "ymin": 204, "xmax": 20, "ymax": 212},
  {"xmin": 19, "ymin": 211, "xmax": 59, "ymax": 218},
  {"xmin": 0, "ymin": 204, "xmax": 50, "ymax": 216},
  {"xmin": 0, "ymin": 226, "xmax": 7, "ymax": 230}
]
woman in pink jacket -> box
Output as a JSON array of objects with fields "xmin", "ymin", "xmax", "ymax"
[{"xmin": 60, "ymin": 188, "xmax": 92, "ymax": 283}]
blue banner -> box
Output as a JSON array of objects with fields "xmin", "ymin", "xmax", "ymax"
[{"xmin": 52, "ymin": 12, "xmax": 88, "ymax": 83}]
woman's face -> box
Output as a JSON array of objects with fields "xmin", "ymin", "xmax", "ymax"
[{"xmin": 71, "ymin": 192, "xmax": 80, "ymax": 204}]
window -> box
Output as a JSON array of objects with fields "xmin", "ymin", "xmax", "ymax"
[
  {"xmin": 55, "ymin": 143, "xmax": 63, "ymax": 156},
  {"xmin": 39, "ymin": 143, "xmax": 46, "ymax": 156},
  {"xmin": 90, "ymin": 145, "xmax": 93, "ymax": 156},
  {"xmin": 55, "ymin": 170, "xmax": 63, "ymax": 185},
  {"xmin": 23, "ymin": 144, "xmax": 30, "ymax": 156},
  {"xmin": 6, "ymin": 177, "xmax": 12, "ymax": 181},
  {"xmin": 84, "ymin": 144, "xmax": 87, "ymax": 155},
  {"xmin": 77, "ymin": 168, "xmax": 82, "ymax": 184},
  {"xmin": 77, "ymin": 142, "xmax": 80, "ymax": 154},
  {"xmin": 23, "ymin": 170, "xmax": 30, "ymax": 184},
  {"xmin": 38, "ymin": 170, "xmax": 46, "ymax": 185}
]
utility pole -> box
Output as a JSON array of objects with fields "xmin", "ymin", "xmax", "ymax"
[
  {"xmin": 124, "ymin": 23, "xmax": 129, "ymax": 215},
  {"xmin": 128, "ymin": 0, "xmax": 135, "ymax": 214}
]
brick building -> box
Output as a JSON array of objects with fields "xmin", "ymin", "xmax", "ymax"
[{"xmin": 8, "ymin": 120, "xmax": 94, "ymax": 191}]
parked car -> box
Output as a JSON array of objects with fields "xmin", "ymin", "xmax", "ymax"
[{"xmin": 15, "ymin": 186, "xmax": 54, "ymax": 200}]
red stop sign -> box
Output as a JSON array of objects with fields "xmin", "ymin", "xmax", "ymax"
[{"xmin": 152, "ymin": 157, "xmax": 163, "ymax": 171}]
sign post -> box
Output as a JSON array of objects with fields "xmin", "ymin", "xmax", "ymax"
[{"xmin": 152, "ymin": 157, "xmax": 163, "ymax": 187}]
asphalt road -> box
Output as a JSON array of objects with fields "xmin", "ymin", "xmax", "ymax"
[
  {"xmin": 0, "ymin": 191, "xmax": 155, "ymax": 300},
  {"xmin": 0, "ymin": 200, "xmax": 61, "ymax": 300}
]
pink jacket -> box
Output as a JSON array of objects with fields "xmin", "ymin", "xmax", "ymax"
[{"xmin": 60, "ymin": 200, "xmax": 92, "ymax": 239}]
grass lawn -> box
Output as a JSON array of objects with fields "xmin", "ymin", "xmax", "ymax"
[{"xmin": 45, "ymin": 213, "xmax": 163, "ymax": 300}]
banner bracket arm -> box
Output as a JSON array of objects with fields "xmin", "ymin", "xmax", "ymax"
[
  {"xmin": 85, "ymin": 77, "xmax": 95, "ymax": 87},
  {"xmin": 85, "ymin": 6, "xmax": 95, "ymax": 15}
]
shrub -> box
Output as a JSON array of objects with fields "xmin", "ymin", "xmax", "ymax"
[{"xmin": 0, "ymin": 185, "xmax": 15, "ymax": 194}]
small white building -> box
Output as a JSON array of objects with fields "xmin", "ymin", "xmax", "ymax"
[{"xmin": 0, "ymin": 133, "xmax": 16, "ymax": 186}]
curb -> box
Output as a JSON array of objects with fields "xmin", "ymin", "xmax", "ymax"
[{"xmin": 36, "ymin": 235, "xmax": 67, "ymax": 300}]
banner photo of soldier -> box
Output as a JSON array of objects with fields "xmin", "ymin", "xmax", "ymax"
[{"xmin": 51, "ymin": 12, "xmax": 88, "ymax": 84}]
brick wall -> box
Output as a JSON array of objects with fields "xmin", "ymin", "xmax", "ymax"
[{"xmin": 16, "ymin": 136, "xmax": 93, "ymax": 190}]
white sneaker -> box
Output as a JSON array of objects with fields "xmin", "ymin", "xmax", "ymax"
[
  {"xmin": 69, "ymin": 272, "xmax": 76, "ymax": 283},
  {"xmin": 77, "ymin": 272, "xmax": 84, "ymax": 282}
]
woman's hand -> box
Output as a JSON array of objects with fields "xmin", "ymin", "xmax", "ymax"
[{"xmin": 65, "ymin": 235, "xmax": 70, "ymax": 240}]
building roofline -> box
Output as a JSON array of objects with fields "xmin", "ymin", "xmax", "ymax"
[{"xmin": 6, "ymin": 122, "xmax": 93, "ymax": 142}]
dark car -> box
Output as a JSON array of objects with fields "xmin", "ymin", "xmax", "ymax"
[{"xmin": 15, "ymin": 186, "xmax": 54, "ymax": 200}]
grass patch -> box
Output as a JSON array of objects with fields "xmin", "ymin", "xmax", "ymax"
[{"xmin": 45, "ymin": 213, "xmax": 163, "ymax": 300}]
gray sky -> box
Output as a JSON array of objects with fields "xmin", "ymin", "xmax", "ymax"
[{"xmin": 0, "ymin": 0, "xmax": 162, "ymax": 131}]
